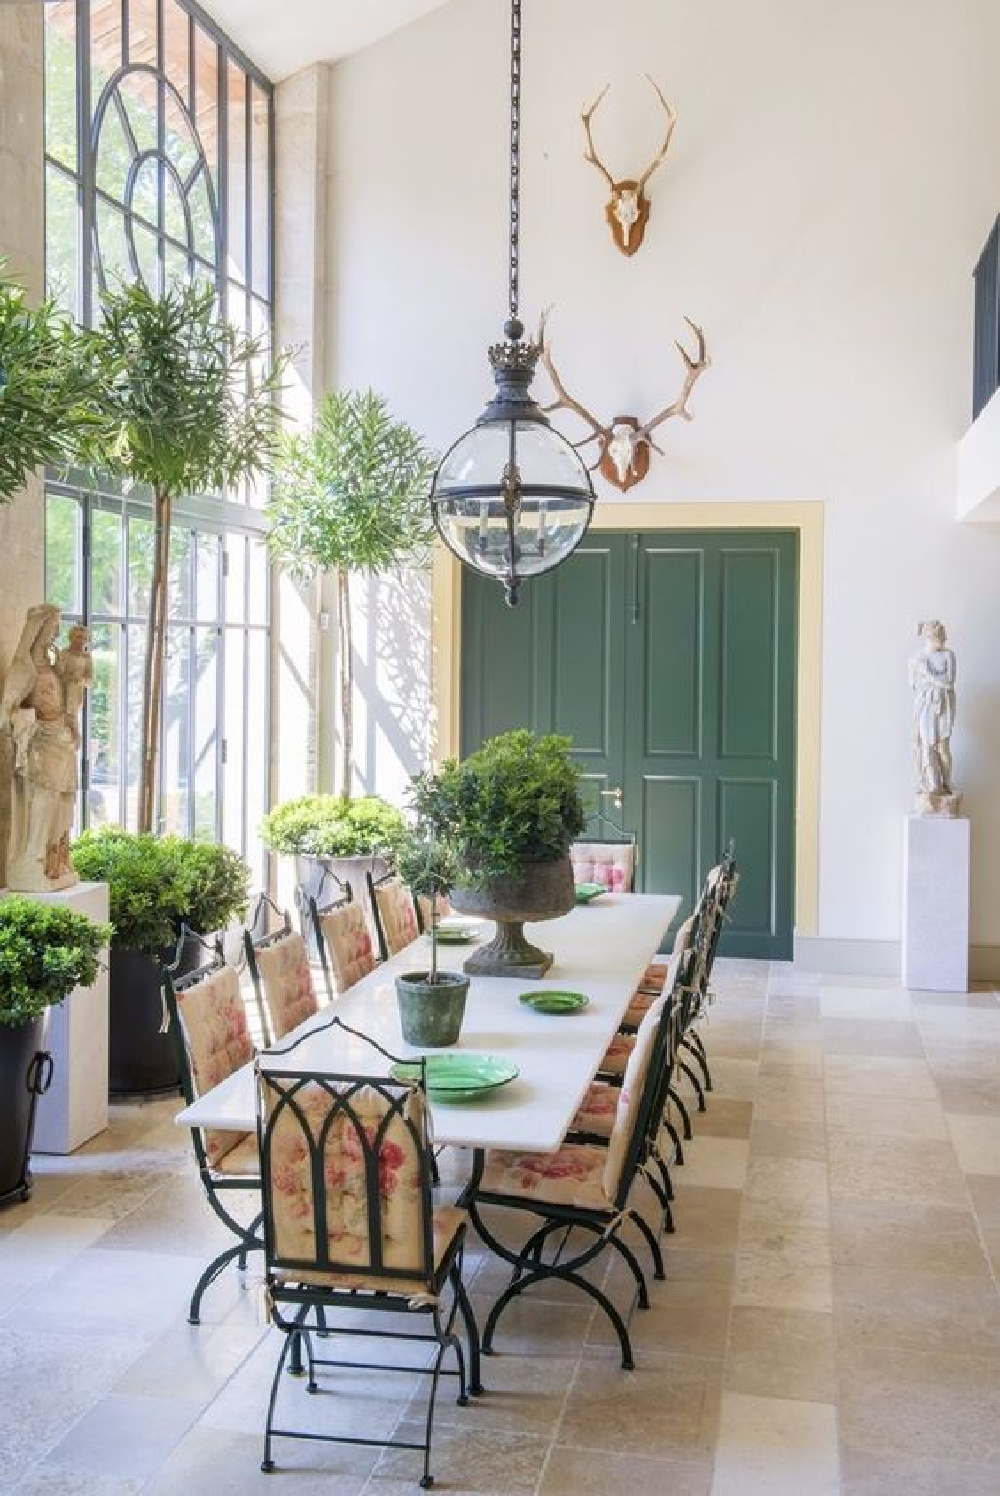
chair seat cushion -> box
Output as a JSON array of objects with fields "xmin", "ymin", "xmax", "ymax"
[
  {"xmin": 273, "ymin": 1205, "xmax": 466, "ymax": 1296},
  {"xmin": 623, "ymin": 990, "xmax": 657, "ymax": 1027},
  {"xmin": 210, "ymin": 1131, "xmax": 259, "ymax": 1177},
  {"xmin": 480, "ymin": 1143, "xmax": 609, "ymax": 1211},
  {"xmin": 254, "ymin": 932, "xmax": 318, "ymax": 1040},
  {"xmin": 570, "ymin": 1082, "xmax": 618, "ymax": 1139},
  {"xmin": 599, "ymin": 1031, "xmax": 636, "ymax": 1077}
]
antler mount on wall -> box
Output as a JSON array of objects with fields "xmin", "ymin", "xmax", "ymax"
[
  {"xmin": 539, "ymin": 312, "xmax": 710, "ymax": 493},
  {"xmin": 582, "ymin": 75, "xmax": 678, "ymax": 256}
]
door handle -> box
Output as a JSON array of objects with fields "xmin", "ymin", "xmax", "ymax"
[{"xmin": 600, "ymin": 786, "xmax": 623, "ymax": 811}]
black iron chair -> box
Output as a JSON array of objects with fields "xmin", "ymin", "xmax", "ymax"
[
  {"xmin": 570, "ymin": 806, "xmax": 638, "ymax": 895},
  {"xmin": 366, "ymin": 867, "xmax": 420, "ymax": 963},
  {"xmin": 162, "ymin": 934, "xmax": 263, "ymax": 1325},
  {"xmin": 256, "ymin": 1015, "xmax": 482, "ymax": 1487},
  {"xmin": 306, "ymin": 873, "xmax": 379, "ymax": 1002},
  {"xmin": 244, "ymin": 892, "xmax": 321, "ymax": 1048}
]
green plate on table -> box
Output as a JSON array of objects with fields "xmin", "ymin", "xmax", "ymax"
[
  {"xmin": 433, "ymin": 927, "xmax": 478, "ymax": 944},
  {"xmin": 390, "ymin": 1053, "xmax": 519, "ymax": 1102},
  {"xmin": 575, "ymin": 882, "xmax": 606, "ymax": 903},
  {"xmin": 519, "ymin": 989, "xmax": 590, "ymax": 1015}
]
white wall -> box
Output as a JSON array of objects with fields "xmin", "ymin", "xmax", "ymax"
[{"xmin": 324, "ymin": 0, "xmax": 1000, "ymax": 953}]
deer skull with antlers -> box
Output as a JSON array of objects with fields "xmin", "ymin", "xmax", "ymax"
[
  {"xmin": 538, "ymin": 311, "xmax": 710, "ymax": 493},
  {"xmin": 583, "ymin": 75, "xmax": 678, "ymax": 256}
]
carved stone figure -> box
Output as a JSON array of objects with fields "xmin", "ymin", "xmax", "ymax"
[
  {"xmin": 0, "ymin": 604, "xmax": 89, "ymax": 891},
  {"xmin": 909, "ymin": 619, "xmax": 960, "ymax": 816}
]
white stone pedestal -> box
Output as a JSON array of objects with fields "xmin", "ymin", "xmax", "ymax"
[
  {"xmin": 0, "ymin": 881, "xmax": 110, "ymax": 1153},
  {"xmin": 902, "ymin": 816, "xmax": 970, "ymax": 993}
]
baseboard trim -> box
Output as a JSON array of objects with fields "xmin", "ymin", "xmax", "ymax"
[{"xmin": 793, "ymin": 936, "xmax": 1000, "ymax": 984}]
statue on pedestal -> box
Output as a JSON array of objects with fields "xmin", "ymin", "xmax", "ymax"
[
  {"xmin": 0, "ymin": 604, "xmax": 91, "ymax": 891},
  {"xmin": 909, "ymin": 619, "xmax": 960, "ymax": 817}
]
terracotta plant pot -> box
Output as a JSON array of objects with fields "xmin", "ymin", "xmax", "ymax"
[
  {"xmin": 450, "ymin": 856, "xmax": 575, "ymax": 978},
  {"xmin": 395, "ymin": 971, "xmax": 470, "ymax": 1048}
]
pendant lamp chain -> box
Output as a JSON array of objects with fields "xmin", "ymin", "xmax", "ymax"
[{"xmin": 507, "ymin": 0, "xmax": 522, "ymax": 334}]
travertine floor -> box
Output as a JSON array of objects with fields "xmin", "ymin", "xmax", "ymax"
[{"xmin": 2, "ymin": 960, "xmax": 1000, "ymax": 1495}]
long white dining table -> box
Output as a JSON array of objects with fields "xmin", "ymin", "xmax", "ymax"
[{"xmin": 175, "ymin": 893, "xmax": 680, "ymax": 1157}]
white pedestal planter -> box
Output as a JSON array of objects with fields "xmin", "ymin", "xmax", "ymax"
[
  {"xmin": 901, "ymin": 816, "xmax": 970, "ymax": 993},
  {"xmin": 0, "ymin": 881, "xmax": 111, "ymax": 1154}
]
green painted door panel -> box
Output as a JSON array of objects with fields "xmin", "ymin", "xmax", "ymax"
[{"xmin": 460, "ymin": 527, "xmax": 797, "ymax": 959}]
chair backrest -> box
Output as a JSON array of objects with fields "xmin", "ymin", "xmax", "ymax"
[
  {"xmin": 312, "ymin": 892, "xmax": 377, "ymax": 999},
  {"xmin": 571, "ymin": 840, "xmax": 636, "ymax": 895},
  {"xmin": 256, "ymin": 1059, "xmax": 437, "ymax": 1291},
  {"xmin": 163, "ymin": 954, "xmax": 255, "ymax": 1169},
  {"xmin": 367, "ymin": 871, "xmax": 419, "ymax": 961},
  {"xmin": 414, "ymin": 892, "xmax": 452, "ymax": 935},
  {"xmin": 245, "ymin": 898, "xmax": 319, "ymax": 1046}
]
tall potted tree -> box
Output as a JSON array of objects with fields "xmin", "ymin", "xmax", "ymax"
[
  {"xmin": 0, "ymin": 898, "xmax": 110, "ymax": 1203},
  {"xmin": 266, "ymin": 389, "xmax": 436, "ymax": 801},
  {"xmin": 393, "ymin": 825, "xmax": 468, "ymax": 1046},
  {"xmin": 0, "ymin": 264, "xmax": 95, "ymax": 503},
  {"xmin": 83, "ymin": 280, "xmax": 288, "ymax": 832}
]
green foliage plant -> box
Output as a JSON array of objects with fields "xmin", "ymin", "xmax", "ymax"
[
  {"xmin": 0, "ymin": 264, "xmax": 95, "ymax": 502},
  {"xmin": 410, "ymin": 730, "xmax": 585, "ymax": 886},
  {"xmin": 267, "ymin": 390, "xmax": 436, "ymax": 799},
  {"xmin": 0, "ymin": 897, "xmax": 111, "ymax": 1029},
  {"xmin": 71, "ymin": 829, "xmax": 189, "ymax": 954},
  {"xmin": 396, "ymin": 827, "xmax": 460, "ymax": 985},
  {"xmin": 173, "ymin": 840, "xmax": 252, "ymax": 935},
  {"xmin": 260, "ymin": 794, "xmax": 406, "ymax": 861},
  {"xmin": 82, "ymin": 280, "xmax": 289, "ymax": 833}
]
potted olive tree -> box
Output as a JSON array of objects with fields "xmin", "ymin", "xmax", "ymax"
[
  {"xmin": 393, "ymin": 826, "xmax": 467, "ymax": 1046},
  {"xmin": 266, "ymin": 388, "xmax": 436, "ymax": 800},
  {"xmin": 0, "ymin": 897, "xmax": 110, "ymax": 1204},
  {"xmin": 72, "ymin": 829, "xmax": 251, "ymax": 1094},
  {"xmin": 411, "ymin": 731, "xmax": 585, "ymax": 978}
]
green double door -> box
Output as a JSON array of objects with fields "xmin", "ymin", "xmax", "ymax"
[{"xmin": 460, "ymin": 529, "xmax": 798, "ymax": 959}]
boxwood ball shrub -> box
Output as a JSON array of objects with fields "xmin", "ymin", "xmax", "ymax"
[
  {"xmin": 173, "ymin": 840, "xmax": 252, "ymax": 936},
  {"xmin": 260, "ymin": 794, "xmax": 406, "ymax": 861},
  {"xmin": 410, "ymin": 730, "xmax": 585, "ymax": 885},
  {"xmin": 0, "ymin": 898, "xmax": 111, "ymax": 1028}
]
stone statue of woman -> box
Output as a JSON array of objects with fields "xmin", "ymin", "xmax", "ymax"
[
  {"xmin": 908, "ymin": 619, "xmax": 960, "ymax": 816},
  {"xmin": 0, "ymin": 604, "xmax": 88, "ymax": 891}
]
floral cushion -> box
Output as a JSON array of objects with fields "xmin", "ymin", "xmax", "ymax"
[
  {"xmin": 603, "ymin": 994, "xmax": 666, "ymax": 1200},
  {"xmin": 375, "ymin": 881, "xmax": 419, "ymax": 956},
  {"xmin": 319, "ymin": 903, "xmax": 377, "ymax": 994},
  {"xmin": 276, "ymin": 1206, "xmax": 466, "ymax": 1295},
  {"xmin": 599, "ymin": 1031, "xmax": 636, "ymax": 1078},
  {"xmin": 255, "ymin": 931, "xmax": 318, "ymax": 1040},
  {"xmin": 416, "ymin": 893, "xmax": 451, "ymax": 929},
  {"xmin": 570, "ymin": 1082, "xmax": 619, "ymax": 1139},
  {"xmin": 174, "ymin": 965, "xmax": 256, "ymax": 1168},
  {"xmin": 570, "ymin": 840, "xmax": 635, "ymax": 894},
  {"xmin": 213, "ymin": 1132, "xmax": 259, "ymax": 1177},
  {"xmin": 626, "ymin": 951, "xmax": 682, "ymax": 1026},
  {"xmin": 262, "ymin": 1078, "xmax": 433, "ymax": 1284},
  {"xmin": 481, "ymin": 1142, "xmax": 609, "ymax": 1211}
]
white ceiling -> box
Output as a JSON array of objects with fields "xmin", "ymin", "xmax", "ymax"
[{"xmin": 199, "ymin": 0, "xmax": 452, "ymax": 80}]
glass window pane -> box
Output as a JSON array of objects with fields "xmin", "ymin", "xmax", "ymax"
[
  {"xmin": 128, "ymin": 0, "xmax": 159, "ymax": 68},
  {"xmin": 91, "ymin": 506, "xmax": 124, "ymax": 615},
  {"xmin": 163, "ymin": 1, "xmax": 192, "ymax": 111},
  {"xmin": 188, "ymin": 168, "xmax": 217, "ymax": 265},
  {"xmin": 247, "ymin": 539, "xmax": 268, "ymax": 624},
  {"xmin": 128, "ymin": 515, "xmax": 154, "ymax": 618},
  {"xmin": 45, "ymin": 493, "xmax": 81, "ymax": 613},
  {"xmin": 222, "ymin": 628, "xmax": 245, "ymax": 852},
  {"xmin": 225, "ymin": 534, "xmax": 246, "ymax": 623},
  {"xmin": 46, "ymin": 165, "xmax": 79, "ymax": 317},
  {"xmin": 94, "ymin": 199, "xmax": 130, "ymax": 292},
  {"xmin": 245, "ymin": 629, "xmax": 268, "ymax": 875},
  {"xmin": 192, "ymin": 23, "xmax": 219, "ymax": 191},
  {"xmin": 226, "ymin": 62, "xmax": 247, "ymax": 287},
  {"xmin": 164, "ymin": 238, "xmax": 192, "ymax": 292},
  {"xmin": 125, "ymin": 622, "xmax": 147, "ymax": 828},
  {"xmin": 169, "ymin": 527, "xmax": 193, "ymax": 619},
  {"xmin": 95, "ymin": 95, "xmax": 134, "ymax": 204},
  {"xmin": 45, "ymin": 2, "xmax": 77, "ymax": 171},
  {"xmin": 162, "ymin": 626, "xmax": 191, "ymax": 835},
  {"xmin": 193, "ymin": 627, "xmax": 219, "ymax": 840},
  {"xmin": 250, "ymin": 83, "xmax": 269, "ymax": 299},
  {"xmin": 196, "ymin": 533, "xmax": 221, "ymax": 621},
  {"xmin": 88, "ymin": 621, "xmax": 122, "ymax": 828}
]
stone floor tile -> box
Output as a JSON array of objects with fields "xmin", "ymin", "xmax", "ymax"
[
  {"xmin": 838, "ymin": 1372, "xmax": 1000, "ymax": 1465},
  {"xmin": 7, "ymin": 1468, "xmax": 143, "ymax": 1496},
  {"xmin": 748, "ymin": 1120, "xmax": 828, "ymax": 1161},
  {"xmin": 827, "ymin": 1133, "xmax": 967, "ymax": 1208},
  {"xmin": 829, "ymin": 1197, "xmax": 992, "ymax": 1278},
  {"xmin": 933, "ymin": 1070, "xmax": 1000, "ymax": 1114},
  {"xmin": 820, "ymin": 1018, "xmax": 925, "ymax": 1057},
  {"xmin": 42, "ymin": 1392, "xmax": 203, "ymax": 1482},
  {"xmin": 710, "ymin": 1392, "xmax": 839, "ymax": 1495},
  {"xmin": 833, "ymin": 1263, "xmax": 1000, "ymax": 1361},
  {"xmin": 840, "ymin": 1449, "xmax": 1000, "ymax": 1496},
  {"xmin": 825, "ymin": 1092, "xmax": 948, "ymax": 1140},
  {"xmin": 370, "ymin": 1422, "xmax": 548, "ymax": 1492},
  {"xmin": 819, "ymin": 987, "xmax": 915, "ymax": 1021},
  {"xmin": 674, "ymin": 1136, "xmax": 749, "ymax": 1191},
  {"xmin": 664, "ymin": 1186, "xmax": 743, "ymax": 1253},
  {"xmin": 742, "ymin": 1155, "xmax": 830, "ymax": 1229},
  {"xmin": 538, "ymin": 1446, "xmax": 713, "ymax": 1496},
  {"xmin": 823, "ymin": 1055, "xmax": 937, "ymax": 1099},
  {"xmin": 966, "ymin": 1172, "xmax": 1000, "ymax": 1222},
  {"xmin": 684, "ymin": 1097, "xmax": 753, "ymax": 1139},
  {"xmin": 557, "ymin": 1353, "xmax": 721, "ymax": 1462},
  {"xmin": 945, "ymin": 1112, "xmax": 1000, "ymax": 1175},
  {"xmin": 705, "ymin": 1058, "xmax": 759, "ymax": 1101},
  {"xmin": 724, "ymin": 1306, "xmax": 836, "ymax": 1402},
  {"xmin": 143, "ymin": 1422, "xmax": 377, "ymax": 1494},
  {"xmin": 0, "ymin": 1212, "xmax": 116, "ymax": 1314},
  {"xmin": 408, "ymin": 1351, "xmax": 576, "ymax": 1439}
]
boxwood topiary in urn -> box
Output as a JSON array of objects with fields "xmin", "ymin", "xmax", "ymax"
[
  {"xmin": 393, "ymin": 828, "xmax": 468, "ymax": 1046},
  {"xmin": 410, "ymin": 731, "xmax": 585, "ymax": 978},
  {"xmin": 0, "ymin": 898, "xmax": 110, "ymax": 1203}
]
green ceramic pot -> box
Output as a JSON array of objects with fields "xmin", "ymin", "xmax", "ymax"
[{"xmin": 395, "ymin": 971, "xmax": 470, "ymax": 1048}]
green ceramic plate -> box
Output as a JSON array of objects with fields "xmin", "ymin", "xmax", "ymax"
[
  {"xmin": 519, "ymin": 989, "xmax": 590, "ymax": 1014},
  {"xmin": 575, "ymin": 882, "xmax": 606, "ymax": 903},
  {"xmin": 435, "ymin": 916, "xmax": 482, "ymax": 935},
  {"xmin": 432, "ymin": 928, "xmax": 478, "ymax": 944},
  {"xmin": 390, "ymin": 1053, "xmax": 520, "ymax": 1101}
]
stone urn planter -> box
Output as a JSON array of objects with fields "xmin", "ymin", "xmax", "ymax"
[
  {"xmin": 395, "ymin": 971, "xmax": 470, "ymax": 1048},
  {"xmin": 296, "ymin": 853, "xmax": 389, "ymax": 958},
  {"xmin": 450, "ymin": 856, "xmax": 575, "ymax": 978}
]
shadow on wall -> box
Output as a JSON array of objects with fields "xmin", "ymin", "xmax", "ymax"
[{"xmin": 353, "ymin": 564, "xmax": 433, "ymax": 801}]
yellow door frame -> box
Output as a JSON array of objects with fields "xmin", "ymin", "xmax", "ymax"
[{"xmin": 431, "ymin": 500, "xmax": 823, "ymax": 937}]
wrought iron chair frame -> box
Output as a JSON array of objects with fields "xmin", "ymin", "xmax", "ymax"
[
  {"xmin": 243, "ymin": 892, "xmax": 298, "ymax": 1049},
  {"xmin": 305, "ymin": 873, "xmax": 360, "ymax": 1002},
  {"xmin": 366, "ymin": 867, "xmax": 419, "ymax": 964},
  {"xmin": 256, "ymin": 1015, "xmax": 482, "ymax": 1487},
  {"xmin": 162, "ymin": 932, "xmax": 264, "ymax": 1325},
  {"xmin": 571, "ymin": 806, "xmax": 639, "ymax": 892}
]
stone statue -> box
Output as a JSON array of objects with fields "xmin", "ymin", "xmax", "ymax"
[
  {"xmin": 909, "ymin": 619, "xmax": 960, "ymax": 817},
  {"xmin": 0, "ymin": 604, "xmax": 90, "ymax": 891}
]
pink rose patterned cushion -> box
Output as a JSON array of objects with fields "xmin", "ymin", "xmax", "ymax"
[
  {"xmin": 417, "ymin": 893, "xmax": 451, "ymax": 929},
  {"xmin": 262, "ymin": 1079, "xmax": 462, "ymax": 1291},
  {"xmin": 254, "ymin": 931, "xmax": 318, "ymax": 1040},
  {"xmin": 318, "ymin": 903, "xmax": 377, "ymax": 994},
  {"xmin": 599, "ymin": 1031, "xmax": 635, "ymax": 1078},
  {"xmin": 375, "ymin": 881, "xmax": 419, "ymax": 956},
  {"xmin": 175, "ymin": 965, "xmax": 256, "ymax": 1169},
  {"xmin": 570, "ymin": 1081, "xmax": 619, "ymax": 1139},
  {"xmin": 602, "ymin": 994, "xmax": 665, "ymax": 1199},
  {"xmin": 480, "ymin": 1142, "xmax": 609, "ymax": 1210},
  {"xmin": 570, "ymin": 841, "xmax": 635, "ymax": 894}
]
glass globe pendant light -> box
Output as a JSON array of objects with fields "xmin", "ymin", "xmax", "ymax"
[{"xmin": 429, "ymin": 0, "xmax": 596, "ymax": 607}]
